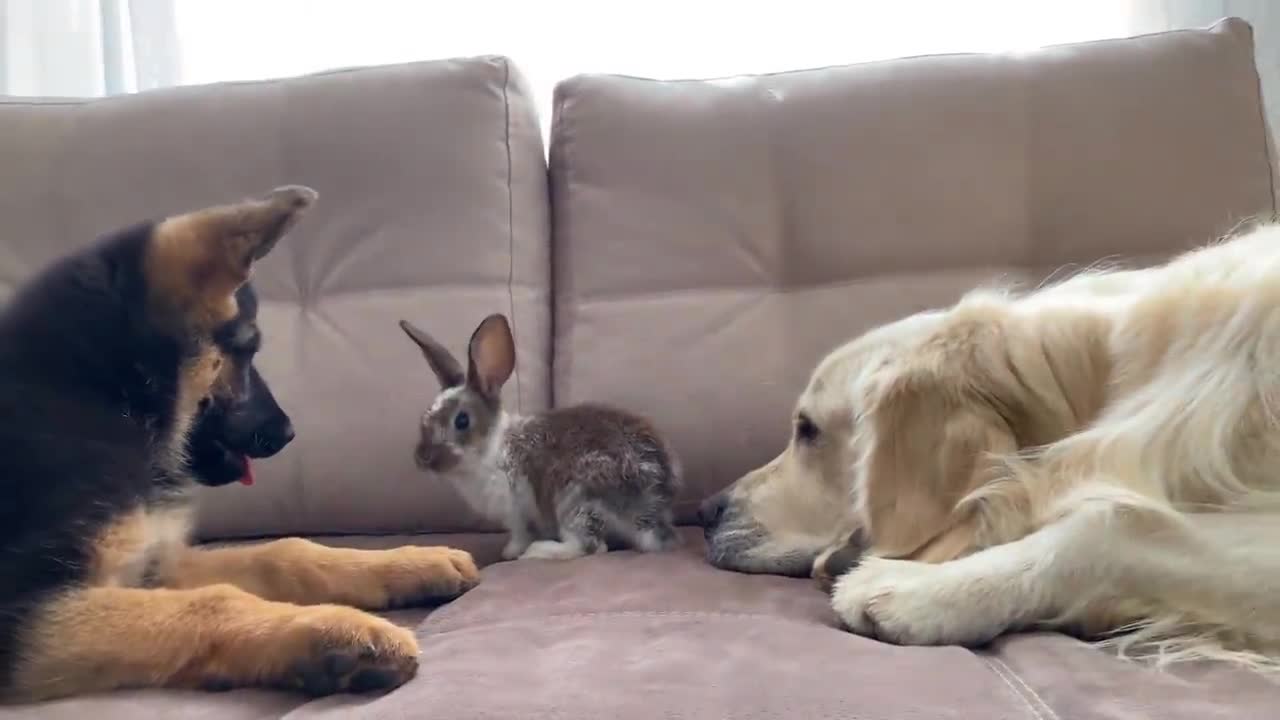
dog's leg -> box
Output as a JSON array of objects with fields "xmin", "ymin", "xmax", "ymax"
[
  {"xmin": 6, "ymin": 584, "xmax": 418, "ymax": 702},
  {"xmin": 831, "ymin": 520, "xmax": 1077, "ymax": 646},
  {"xmin": 161, "ymin": 538, "xmax": 480, "ymax": 610},
  {"xmin": 830, "ymin": 492, "xmax": 1280, "ymax": 650}
]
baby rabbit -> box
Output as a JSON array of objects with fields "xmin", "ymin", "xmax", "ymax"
[{"xmin": 399, "ymin": 313, "xmax": 682, "ymax": 561}]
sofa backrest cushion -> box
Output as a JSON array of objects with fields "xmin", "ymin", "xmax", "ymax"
[
  {"xmin": 0, "ymin": 56, "xmax": 550, "ymax": 538},
  {"xmin": 548, "ymin": 18, "xmax": 1276, "ymax": 519}
]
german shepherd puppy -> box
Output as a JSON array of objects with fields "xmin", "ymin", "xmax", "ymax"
[{"xmin": 0, "ymin": 187, "xmax": 480, "ymax": 702}]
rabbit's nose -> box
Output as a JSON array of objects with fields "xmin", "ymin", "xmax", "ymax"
[{"xmin": 414, "ymin": 441, "xmax": 436, "ymax": 469}]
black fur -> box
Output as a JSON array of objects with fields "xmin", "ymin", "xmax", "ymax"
[{"xmin": 0, "ymin": 224, "xmax": 292, "ymax": 690}]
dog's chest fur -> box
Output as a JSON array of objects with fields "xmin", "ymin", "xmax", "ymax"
[
  {"xmin": 85, "ymin": 386, "xmax": 206, "ymax": 589},
  {"xmin": 87, "ymin": 497, "xmax": 193, "ymax": 588}
]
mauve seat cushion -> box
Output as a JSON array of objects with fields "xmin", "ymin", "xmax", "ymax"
[{"xmin": 6, "ymin": 532, "xmax": 1277, "ymax": 719}]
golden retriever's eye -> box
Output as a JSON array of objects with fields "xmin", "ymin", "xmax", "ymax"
[{"xmin": 795, "ymin": 413, "xmax": 820, "ymax": 443}]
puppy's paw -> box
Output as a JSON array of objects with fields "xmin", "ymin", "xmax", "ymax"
[
  {"xmin": 375, "ymin": 546, "xmax": 480, "ymax": 607},
  {"xmin": 830, "ymin": 557, "xmax": 1005, "ymax": 646},
  {"xmin": 276, "ymin": 606, "xmax": 419, "ymax": 696}
]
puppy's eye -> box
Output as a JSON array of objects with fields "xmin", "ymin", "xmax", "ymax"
[
  {"xmin": 795, "ymin": 413, "xmax": 820, "ymax": 443},
  {"xmin": 454, "ymin": 412, "xmax": 471, "ymax": 432}
]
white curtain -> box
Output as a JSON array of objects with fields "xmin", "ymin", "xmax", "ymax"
[
  {"xmin": 1, "ymin": 0, "xmax": 1276, "ymax": 122},
  {"xmin": 162, "ymin": 0, "xmax": 1138, "ymax": 121},
  {"xmin": 0, "ymin": 0, "xmax": 179, "ymax": 96}
]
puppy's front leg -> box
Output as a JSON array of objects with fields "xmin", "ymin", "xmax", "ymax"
[
  {"xmin": 160, "ymin": 538, "xmax": 480, "ymax": 610},
  {"xmin": 7, "ymin": 584, "xmax": 417, "ymax": 702}
]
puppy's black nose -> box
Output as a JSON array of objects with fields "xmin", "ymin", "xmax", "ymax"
[
  {"xmin": 276, "ymin": 420, "xmax": 296, "ymax": 448},
  {"xmin": 697, "ymin": 492, "xmax": 729, "ymax": 529},
  {"xmin": 252, "ymin": 418, "xmax": 295, "ymax": 457}
]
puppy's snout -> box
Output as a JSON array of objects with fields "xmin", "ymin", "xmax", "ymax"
[
  {"xmin": 272, "ymin": 419, "xmax": 296, "ymax": 450},
  {"xmin": 696, "ymin": 492, "xmax": 729, "ymax": 529},
  {"xmin": 251, "ymin": 417, "xmax": 294, "ymax": 457}
]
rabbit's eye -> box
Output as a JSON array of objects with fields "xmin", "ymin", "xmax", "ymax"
[{"xmin": 454, "ymin": 411, "xmax": 471, "ymax": 432}]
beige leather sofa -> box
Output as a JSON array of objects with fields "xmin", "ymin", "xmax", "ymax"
[{"xmin": 1, "ymin": 16, "xmax": 1277, "ymax": 719}]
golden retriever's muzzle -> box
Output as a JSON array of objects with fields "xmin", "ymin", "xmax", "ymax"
[{"xmin": 696, "ymin": 489, "xmax": 819, "ymax": 578}]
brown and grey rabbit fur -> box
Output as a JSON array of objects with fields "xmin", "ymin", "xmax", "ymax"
[{"xmin": 399, "ymin": 313, "xmax": 682, "ymax": 561}]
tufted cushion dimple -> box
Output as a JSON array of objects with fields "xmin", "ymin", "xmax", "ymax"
[
  {"xmin": 548, "ymin": 18, "xmax": 1278, "ymax": 519},
  {"xmin": 0, "ymin": 56, "xmax": 551, "ymax": 539}
]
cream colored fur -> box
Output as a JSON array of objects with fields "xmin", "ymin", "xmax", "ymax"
[{"xmin": 750, "ymin": 223, "xmax": 1280, "ymax": 670}]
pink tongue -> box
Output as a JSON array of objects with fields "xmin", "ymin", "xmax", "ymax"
[{"xmin": 238, "ymin": 456, "xmax": 255, "ymax": 486}]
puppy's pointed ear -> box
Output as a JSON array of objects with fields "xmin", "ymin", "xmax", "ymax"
[
  {"xmin": 466, "ymin": 314, "xmax": 515, "ymax": 398},
  {"xmin": 147, "ymin": 185, "xmax": 316, "ymax": 330},
  {"xmin": 399, "ymin": 319, "xmax": 465, "ymax": 389}
]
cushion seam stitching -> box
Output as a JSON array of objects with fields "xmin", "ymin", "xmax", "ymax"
[
  {"xmin": 979, "ymin": 655, "xmax": 1050, "ymax": 720},
  {"xmin": 1245, "ymin": 25, "xmax": 1279, "ymax": 217},
  {"xmin": 989, "ymin": 656, "xmax": 1062, "ymax": 720},
  {"xmin": 500, "ymin": 57, "xmax": 523, "ymax": 413}
]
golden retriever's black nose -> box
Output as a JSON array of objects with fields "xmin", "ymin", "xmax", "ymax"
[{"xmin": 696, "ymin": 492, "xmax": 729, "ymax": 528}]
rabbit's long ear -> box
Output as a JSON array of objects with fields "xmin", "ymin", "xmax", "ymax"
[
  {"xmin": 399, "ymin": 319, "xmax": 465, "ymax": 389},
  {"xmin": 467, "ymin": 314, "xmax": 516, "ymax": 398}
]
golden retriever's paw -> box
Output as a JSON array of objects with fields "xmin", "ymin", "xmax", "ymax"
[
  {"xmin": 268, "ymin": 606, "xmax": 419, "ymax": 696},
  {"xmin": 830, "ymin": 557, "xmax": 1006, "ymax": 647},
  {"xmin": 375, "ymin": 546, "xmax": 481, "ymax": 607}
]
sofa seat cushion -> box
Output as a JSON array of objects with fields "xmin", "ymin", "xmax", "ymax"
[{"xmin": 4, "ymin": 532, "xmax": 1279, "ymax": 718}]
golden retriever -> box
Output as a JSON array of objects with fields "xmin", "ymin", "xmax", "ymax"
[{"xmin": 699, "ymin": 222, "xmax": 1280, "ymax": 669}]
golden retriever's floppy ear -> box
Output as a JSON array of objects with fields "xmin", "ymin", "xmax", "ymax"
[
  {"xmin": 146, "ymin": 185, "xmax": 316, "ymax": 330},
  {"xmin": 860, "ymin": 369, "xmax": 1017, "ymax": 561}
]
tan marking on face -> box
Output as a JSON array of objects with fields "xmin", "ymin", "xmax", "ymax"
[{"xmin": 162, "ymin": 343, "xmax": 230, "ymax": 463}]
